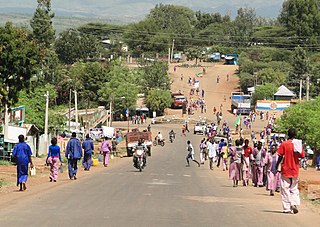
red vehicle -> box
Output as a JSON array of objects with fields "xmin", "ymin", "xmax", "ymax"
[{"xmin": 171, "ymin": 93, "xmax": 186, "ymax": 109}]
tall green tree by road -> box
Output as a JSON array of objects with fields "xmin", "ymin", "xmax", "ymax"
[
  {"xmin": 98, "ymin": 64, "xmax": 140, "ymax": 117},
  {"xmin": 288, "ymin": 46, "xmax": 311, "ymax": 94},
  {"xmin": 145, "ymin": 89, "xmax": 172, "ymax": 115},
  {"xmin": 55, "ymin": 29, "xmax": 101, "ymax": 65},
  {"xmin": 16, "ymin": 84, "xmax": 59, "ymax": 132},
  {"xmin": 279, "ymin": 0, "xmax": 320, "ymax": 40},
  {"xmin": 30, "ymin": 0, "xmax": 55, "ymax": 49},
  {"xmin": 252, "ymin": 83, "xmax": 278, "ymax": 105},
  {"xmin": 0, "ymin": 23, "xmax": 40, "ymax": 105},
  {"xmin": 140, "ymin": 61, "xmax": 170, "ymax": 91},
  {"xmin": 276, "ymin": 97, "xmax": 320, "ymax": 163}
]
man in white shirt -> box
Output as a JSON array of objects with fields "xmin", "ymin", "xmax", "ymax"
[
  {"xmin": 208, "ymin": 140, "xmax": 217, "ymax": 170},
  {"xmin": 186, "ymin": 140, "xmax": 200, "ymax": 167}
]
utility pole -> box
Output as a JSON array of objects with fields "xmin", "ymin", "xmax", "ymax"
[
  {"xmin": 68, "ymin": 89, "xmax": 71, "ymax": 132},
  {"xmin": 109, "ymin": 101, "xmax": 112, "ymax": 127},
  {"xmin": 299, "ymin": 80, "xmax": 302, "ymax": 101},
  {"xmin": 171, "ymin": 39, "xmax": 175, "ymax": 62},
  {"xmin": 74, "ymin": 90, "xmax": 79, "ymax": 132},
  {"xmin": 3, "ymin": 86, "xmax": 9, "ymax": 141},
  {"xmin": 44, "ymin": 91, "xmax": 49, "ymax": 154},
  {"xmin": 306, "ymin": 75, "xmax": 310, "ymax": 101},
  {"xmin": 168, "ymin": 48, "xmax": 171, "ymax": 65}
]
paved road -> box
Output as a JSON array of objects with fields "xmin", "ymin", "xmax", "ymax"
[{"xmin": 0, "ymin": 126, "xmax": 318, "ymax": 227}]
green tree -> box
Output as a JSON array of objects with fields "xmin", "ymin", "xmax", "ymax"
[
  {"xmin": 257, "ymin": 68, "xmax": 287, "ymax": 86},
  {"xmin": 276, "ymin": 97, "xmax": 320, "ymax": 162},
  {"xmin": 55, "ymin": 29, "xmax": 101, "ymax": 65},
  {"xmin": 16, "ymin": 84, "xmax": 58, "ymax": 132},
  {"xmin": 231, "ymin": 7, "xmax": 257, "ymax": 46},
  {"xmin": 252, "ymin": 83, "xmax": 278, "ymax": 104},
  {"xmin": 145, "ymin": 89, "xmax": 172, "ymax": 115},
  {"xmin": 30, "ymin": 0, "xmax": 55, "ymax": 48},
  {"xmin": 0, "ymin": 23, "xmax": 40, "ymax": 104},
  {"xmin": 288, "ymin": 46, "xmax": 311, "ymax": 94},
  {"xmin": 140, "ymin": 61, "xmax": 170, "ymax": 91},
  {"xmin": 279, "ymin": 0, "xmax": 320, "ymax": 38},
  {"xmin": 98, "ymin": 64, "xmax": 140, "ymax": 117}
]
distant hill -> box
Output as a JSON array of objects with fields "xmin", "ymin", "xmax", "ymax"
[{"xmin": 0, "ymin": 0, "xmax": 284, "ymax": 20}]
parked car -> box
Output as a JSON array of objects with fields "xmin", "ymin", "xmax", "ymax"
[{"xmin": 194, "ymin": 121, "xmax": 207, "ymax": 134}]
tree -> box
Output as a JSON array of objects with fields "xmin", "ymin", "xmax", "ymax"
[
  {"xmin": 98, "ymin": 64, "xmax": 140, "ymax": 117},
  {"xmin": 252, "ymin": 83, "xmax": 278, "ymax": 105},
  {"xmin": 0, "ymin": 23, "xmax": 40, "ymax": 105},
  {"xmin": 276, "ymin": 97, "xmax": 320, "ymax": 163},
  {"xmin": 279, "ymin": 0, "xmax": 320, "ymax": 38},
  {"xmin": 288, "ymin": 46, "xmax": 311, "ymax": 94},
  {"xmin": 55, "ymin": 29, "xmax": 101, "ymax": 65},
  {"xmin": 68, "ymin": 62, "xmax": 110, "ymax": 107},
  {"xmin": 231, "ymin": 7, "xmax": 257, "ymax": 46},
  {"xmin": 30, "ymin": 0, "xmax": 55, "ymax": 48},
  {"xmin": 145, "ymin": 89, "xmax": 172, "ymax": 115},
  {"xmin": 140, "ymin": 61, "xmax": 170, "ymax": 91},
  {"xmin": 16, "ymin": 84, "xmax": 58, "ymax": 132},
  {"xmin": 257, "ymin": 68, "xmax": 287, "ymax": 86}
]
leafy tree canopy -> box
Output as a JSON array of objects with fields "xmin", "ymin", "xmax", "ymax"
[
  {"xmin": 30, "ymin": 0, "xmax": 55, "ymax": 48},
  {"xmin": 0, "ymin": 22, "xmax": 40, "ymax": 105},
  {"xmin": 145, "ymin": 89, "xmax": 172, "ymax": 115}
]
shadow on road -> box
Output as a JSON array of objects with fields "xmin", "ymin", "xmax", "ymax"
[{"xmin": 262, "ymin": 210, "xmax": 283, "ymax": 214}]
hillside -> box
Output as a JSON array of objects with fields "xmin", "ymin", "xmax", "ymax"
[{"xmin": 0, "ymin": 0, "xmax": 284, "ymax": 20}]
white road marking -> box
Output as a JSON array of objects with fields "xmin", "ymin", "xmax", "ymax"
[{"xmin": 183, "ymin": 175, "xmax": 191, "ymax": 177}]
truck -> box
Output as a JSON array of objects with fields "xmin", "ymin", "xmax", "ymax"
[
  {"xmin": 231, "ymin": 92, "xmax": 251, "ymax": 114},
  {"xmin": 126, "ymin": 129, "xmax": 152, "ymax": 157},
  {"xmin": 171, "ymin": 93, "xmax": 186, "ymax": 109}
]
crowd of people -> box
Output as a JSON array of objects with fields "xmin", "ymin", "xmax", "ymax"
[
  {"xmin": 186, "ymin": 126, "xmax": 306, "ymax": 214},
  {"xmin": 11, "ymin": 132, "xmax": 118, "ymax": 190}
]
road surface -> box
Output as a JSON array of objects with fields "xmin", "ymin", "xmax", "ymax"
[{"xmin": 0, "ymin": 125, "xmax": 318, "ymax": 227}]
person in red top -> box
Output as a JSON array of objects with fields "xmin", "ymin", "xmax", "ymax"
[
  {"xmin": 276, "ymin": 128, "xmax": 305, "ymax": 214},
  {"xmin": 242, "ymin": 139, "xmax": 253, "ymax": 186}
]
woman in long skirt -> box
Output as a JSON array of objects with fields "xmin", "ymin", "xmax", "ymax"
[
  {"xmin": 100, "ymin": 137, "xmax": 112, "ymax": 167},
  {"xmin": 265, "ymin": 145, "xmax": 281, "ymax": 196},
  {"xmin": 229, "ymin": 140, "xmax": 244, "ymax": 187},
  {"xmin": 46, "ymin": 138, "xmax": 62, "ymax": 182}
]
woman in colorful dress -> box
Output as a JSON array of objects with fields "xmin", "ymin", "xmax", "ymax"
[{"xmin": 46, "ymin": 137, "xmax": 62, "ymax": 182}]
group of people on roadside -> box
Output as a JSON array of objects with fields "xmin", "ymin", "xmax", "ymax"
[
  {"xmin": 185, "ymin": 125, "xmax": 305, "ymax": 214},
  {"xmin": 12, "ymin": 132, "xmax": 115, "ymax": 191}
]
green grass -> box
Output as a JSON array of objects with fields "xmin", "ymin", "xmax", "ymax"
[
  {"xmin": 0, "ymin": 178, "xmax": 10, "ymax": 188},
  {"xmin": 0, "ymin": 160, "xmax": 12, "ymax": 166}
]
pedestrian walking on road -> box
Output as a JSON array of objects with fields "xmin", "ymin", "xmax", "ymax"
[
  {"xmin": 185, "ymin": 121, "xmax": 190, "ymax": 133},
  {"xmin": 208, "ymin": 140, "xmax": 217, "ymax": 170},
  {"xmin": 181, "ymin": 125, "xmax": 186, "ymax": 136},
  {"xmin": 242, "ymin": 139, "xmax": 252, "ymax": 186},
  {"xmin": 252, "ymin": 142, "xmax": 266, "ymax": 187},
  {"xmin": 66, "ymin": 132, "xmax": 82, "ymax": 180},
  {"xmin": 276, "ymin": 128, "xmax": 305, "ymax": 214},
  {"xmin": 101, "ymin": 136, "xmax": 112, "ymax": 167},
  {"xmin": 186, "ymin": 141, "xmax": 200, "ymax": 167},
  {"xmin": 199, "ymin": 138, "xmax": 207, "ymax": 164},
  {"xmin": 82, "ymin": 134, "xmax": 94, "ymax": 171},
  {"xmin": 229, "ymin": 139, "xmax": 244, "ymax": 187},
  {"xmin": 12, "ymin": 135, "xmax": 34, "ymax": 191},
  {"xmin": 46, "ymin": 137, "xmax": 62, "ymax": 182},
  {"xmin": 265, "ymin": 144, "xmax": 280, "ymax": 196}
]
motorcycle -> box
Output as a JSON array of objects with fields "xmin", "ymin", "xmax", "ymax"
[
  {"xmin": 133, "ymin": 148, "xmax": 146, "ymax": 172},
  {"xmin": 169, "ymin": 134, "xmax": 175, "ymax": 143},
  {"xmin": 153, "ymin": 138, "xmax": 165, "ymax": 146}
]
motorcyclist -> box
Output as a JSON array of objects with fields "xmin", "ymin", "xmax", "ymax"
[
  {"xmin": 169, "ymin": 130, "xmax": 176, "ymax": 140},
  {"xmin": 133, "ymin": 139, "xmax": 147, "ymax": 167},
  {"xmin": 157, "ymin": 132, "xmax": 163, "ymax": 144}
]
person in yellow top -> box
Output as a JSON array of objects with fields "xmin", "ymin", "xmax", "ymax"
[{"xmin": 222, "ymin": 145, "xmax": 229, "ymax": 171}]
